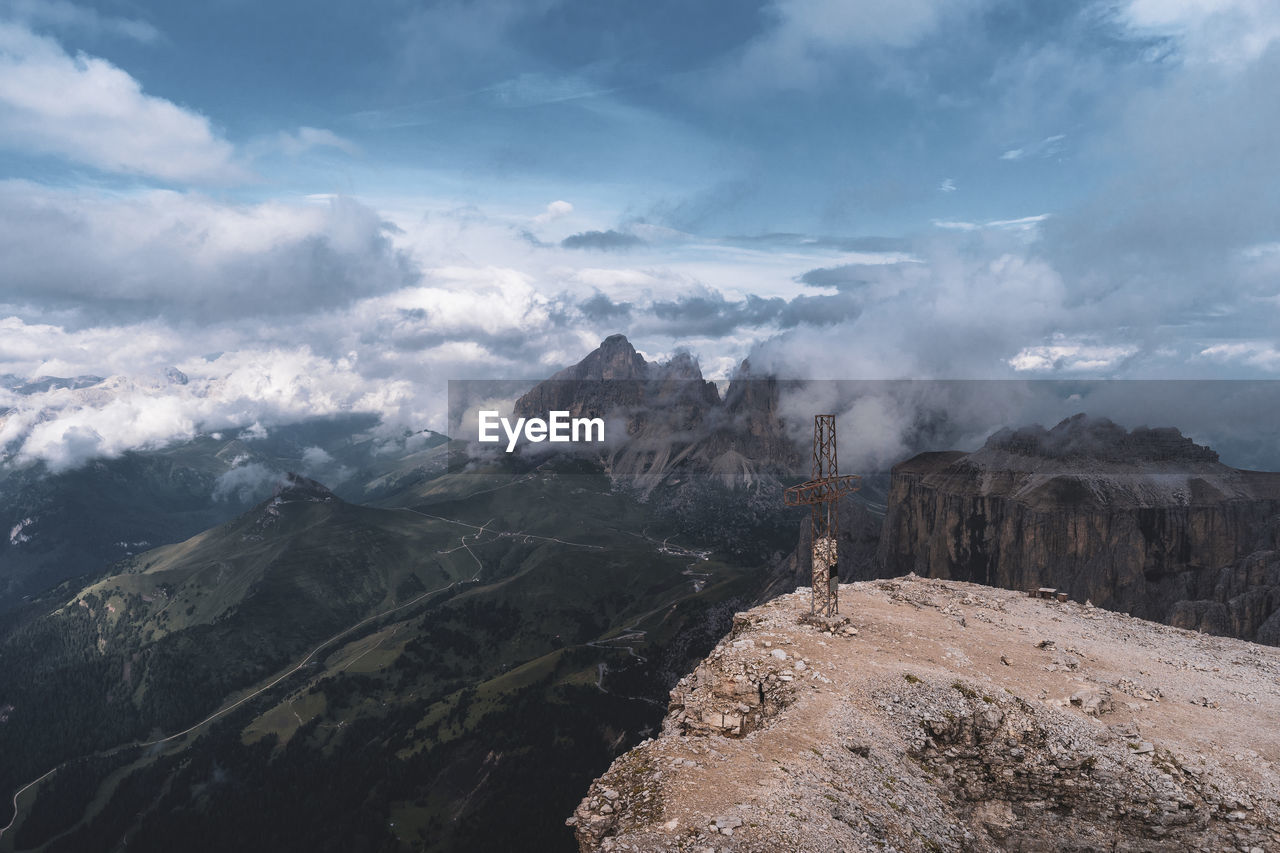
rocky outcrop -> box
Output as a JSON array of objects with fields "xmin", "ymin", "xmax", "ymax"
[
  {"xmin": 878, "ymin": 414, "xmax": 1280, "ymax": 644},
  {"xmin": 571, "ymin": 577, "xmax": 1280, "ymax": 852}
]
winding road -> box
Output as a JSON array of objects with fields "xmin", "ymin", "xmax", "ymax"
[{"xmin": 0, "ymin": 576, "xmax": 475, "ymax": 845}]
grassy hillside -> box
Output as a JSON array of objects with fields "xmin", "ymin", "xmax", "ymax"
[
  {"xmin": 0, "ymin": 414, "xmax": 449, "ymax": 611},
  {"xmin": 0, "ymin": 459, "xmax": 796, "ymax": 852}
]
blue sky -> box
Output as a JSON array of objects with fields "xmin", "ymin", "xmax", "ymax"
[
  {"xmin": 1, "ymin": 0, "xmax": 1279, "ymax": 469},
  {"xmin": 1, "ymin": 1, "xmax": 1111, "ymax": 228}
]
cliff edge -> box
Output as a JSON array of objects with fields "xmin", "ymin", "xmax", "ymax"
[
  {"xmin": 570, "ymin": 576, "xmax": 1280, "ymax": 852},
  {"xmin": 878, "ymin": 414, "xmax": 1280, "ymax": 644}
]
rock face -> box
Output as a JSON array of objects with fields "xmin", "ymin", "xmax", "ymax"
[
  {"xmin": 767, "ymin": 498, "xmax": 883, "ymax": 601},
  {"xmin": 512, "ymin": 335, "xmax": 802, "ymax": 491},
  {"xmin": 571, "ymin": 576, "xmax": 1280, "ymax": 852},
  {"xmin": 878, "ymin": 414, "xmax": 1280, "ymax": 644}
]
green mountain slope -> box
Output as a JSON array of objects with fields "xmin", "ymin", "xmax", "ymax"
[
  {"xmin": 0, "ymin": 459, "xmax": 796, "ymax": 852},
  {"xmin": 0, "ymin": 412, "xmax": 449, "ymax": 611}
]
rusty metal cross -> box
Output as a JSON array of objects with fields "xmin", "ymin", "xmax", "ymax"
[{"xmin": 784, "ymin": 415, "xmax": 860, "ymax": 616}]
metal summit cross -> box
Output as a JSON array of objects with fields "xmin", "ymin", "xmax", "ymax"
[{"xmin": 784, "ymin": 415, "xmax": 860, "ymax": 617}]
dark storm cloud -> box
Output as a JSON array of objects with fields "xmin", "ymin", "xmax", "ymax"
[
  {"xmin": 384, "ymin": 322, "xmax": 561, "ymax": 367},
  {"xmin": 0, "ymin": 185, "xmax": 419, "ymax": 324},
  {"xmin": 579, "ymin": 292, "xmax": 633, "ymax": 321},
  {"xmin": 642, "ymin": 288, "xmax": 861, "ymax": 337},
  {"xmin": 797, "ymin": 262, "xmax": 904, "ymax": 290},
  {"xmin": 517, "ymin": 228, "xmax": 552, "ymax": 248},
  {"xmin": 560, "ymin": 229, "xmax": 646, "ymax": 251},
  {"xmin": 776, "ymin": 292, "xmax": 864, "ymax": 327}
]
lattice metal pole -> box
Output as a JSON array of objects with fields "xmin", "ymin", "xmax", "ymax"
[
  {"xmin": 811, "ymin": 415, "xmax": 837, "ymax": 616},
  {"xmin": 784, "ymin": 415, "xmax": 859, "ymax": 617}
]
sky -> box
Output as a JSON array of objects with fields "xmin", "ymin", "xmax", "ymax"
[{"xmin": 1, "ymin": 0, "xmax": 1279, "ymax": 471}]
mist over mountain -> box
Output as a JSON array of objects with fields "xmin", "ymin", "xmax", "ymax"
[
  {"xmin": 510, "ymin": 334, "xmax": 802, "ymax": 493},
  {"xmin": 0, "ymin": 414, "xmax": 447, "ymax": 611},
  {"xmin": 0, "ymin": 339, "xmax": 808, "ymax": 852},
  {"xmin": 4, "ymin": 1, "xmax": 1280, "ymax": 849},
  {"xmin": 3, "ymin": 334, "xmax": 1280, "ymax": 853}
]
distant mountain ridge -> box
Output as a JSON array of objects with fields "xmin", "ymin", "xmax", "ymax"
[
  {"xmin": 984, "ymin": 412, "xmax": 1222, "ymax": 465},
  {"xmin": 0, "ymin": 374, "xmax": 105, "ymax": 395}
]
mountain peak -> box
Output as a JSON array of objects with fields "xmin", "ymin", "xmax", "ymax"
[
  {"xmin": 551, "ymin": 334, "xmax": 649, "ymax": 382},
  {"xmin": 274, "ymin": 472, "xmax": 336, "ymax": 502},
  {"xmin": 655, "ymin": 350, "xmax": 705, "ymax": 382},
  {"xmin": 601, "ymin": 332, "xmax": 631, "ymax": 347},
  {"xmin": 984, "ymin": 413, "xmax": 1220, "ymax": 464}
]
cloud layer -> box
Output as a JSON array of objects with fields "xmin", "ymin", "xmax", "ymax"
[
  {"xmin": 1, "ymin": 1, "xmax": 1279, "ymax": 475},
  {"xmin": 0, "ymin": 22, "xmax": 240, "ymax": 181}
]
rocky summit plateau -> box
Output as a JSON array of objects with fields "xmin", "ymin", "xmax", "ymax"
[
  {"xmin": 879, "ymin": 414, "xmax": 1280, "ymax": 645},
  {"xmin": 571, "ymin": 575, "xmax": 1280, "ymax": 852}
]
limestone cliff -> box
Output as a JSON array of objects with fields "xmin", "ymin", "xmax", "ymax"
[
  {"xmin": 570, "ymin": 577, "xmax": 1280, "ymax": 852},
  {"xmin": 877, "ymin": 414, "xmax": 1280, "ymax": 644}
]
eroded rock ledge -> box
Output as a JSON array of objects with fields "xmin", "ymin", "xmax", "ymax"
[{"xmin": 570, "ymin": 577, "xmax": 1280, "ymax": 852}]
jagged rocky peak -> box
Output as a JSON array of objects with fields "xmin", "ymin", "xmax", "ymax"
[
  {"xmin": 554, "ymin": 333, "xmax": 651, "ymax": 381},
  {"xmin": 274, "ymin": 472, "xmax": 335, "ymax": 502},
  {"xmin": 984, "ymin": 413, "xmax": 1219, "ymax": 464},
  {"xmin": 721, "ymin": 358, "xmax": 775, "ymax": 414},
  {"xmin": 511, "ymin": 334, "xmax": 799, "ymax": 489},
  {"xmin": 513, "ymin": 334, "xmax": 719, "ymax": 420},
  {"xmin": 653, "ymin": 349, "xmax": 704, "ymax": 381}
]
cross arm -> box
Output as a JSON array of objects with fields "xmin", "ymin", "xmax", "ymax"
[{"xmin": 783, "ymin": 474, "xmax": 861, "ymax": 507}]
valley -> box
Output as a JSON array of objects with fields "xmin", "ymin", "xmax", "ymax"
[{"xmin": 0, "ymin": 448, "xmax": 795, "ymax": 852}]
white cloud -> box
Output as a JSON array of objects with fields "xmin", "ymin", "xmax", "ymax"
[
  {"xmin": 0, "ymin": 345, "xmax": 419, "ymax": 472},
  {"xmin": 0, "ymin": 169, "xmax": 1272, "ymax": 479},
  {"xmin": 1241, "ymin": 242, "xmax": 1280, "ymax": 259},
  {"xmin": 212, "ymin": 461, "xmax": 282, "ymax": 503},
  {"xmin": 0, "ymin": 22, "xmax": 241, "ymax": 181},
  {"xmin": 0, "ymin": 182, "xmax": 413, "ymax": 318},
  {"xmin": 998, "ymin": 134, "xmax": 1065, "ymax": 162},
  {"xmin": 938, "ymin": 178, "xmax": 956, "ymax": 192},
  {"xmin": 486, "ymin": 73, "xmax": 616, "ymax": 108},
  {"xmin": 1008, "ymin": 340, "xmax": 1139, "ymax": 372},
  {"xmin": 1198, "ymin": 341, "xmax": 1280, "ymax": 370},
  {"xmin": 1117, "ymin": 0, "xmax": 1280, "ymax": 68},
  {"xmin": 722, "ymin": 0, "xmax": 988, "ymax": 90},
  {"xmin": 534, "ymin": 199, "xmax": 573, "ymax": 224},
  {"xmin": 271, "ymin": 126, "xmax": 360, "ymax": 157},
  {"xmin": 987, "ymin": 214, "xmax": 1050, "ymax": 230},
  {"xmin": 1, "ymin": 0, "xmax": 160, "ymax": 43},
  {"xmin": 240, "ymin": 422, "xmax": 268, "ymax": 441},
  {"xmin": 764, "ymin": 0, "xmax": 972, "ymax": 50},
  {"xmin": 933, "ymin": 214, "xmax": 1049, "ymax": 232}
]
